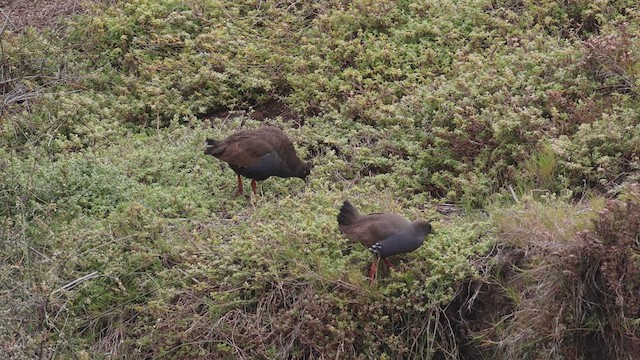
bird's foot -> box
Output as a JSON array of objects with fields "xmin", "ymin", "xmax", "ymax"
[
  {"xmin": 383, "ymin": 258, "xmax": 397, "ymax": 270},
  {"xmin": 251, "ymin": 179, "xmax": 258, "ymax": 196},
  {"xmin": 233, "ymin": 175, "xmax": 244, "ymax": 198},
  {"xmin": 369, "ymin": 259, "xmax": 379, "ymax": 286}
]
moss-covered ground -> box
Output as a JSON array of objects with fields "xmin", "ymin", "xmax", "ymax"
[{"xmin": 1, "ymin": 0, "xmax": 639, "ymax": 358}]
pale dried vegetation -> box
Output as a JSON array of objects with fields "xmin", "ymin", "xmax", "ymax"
[
  {"xmin": 1, "ymin": 0, "xmax": 84, "ymax": 32},
  {"xmin": 467, "ymin": 187, "xmax": 640, "ymax": 359}
]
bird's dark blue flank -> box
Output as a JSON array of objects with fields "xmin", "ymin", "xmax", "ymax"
[{"xmin": 230, "ymin": 153, "xmax": 293, "ymax": 181}]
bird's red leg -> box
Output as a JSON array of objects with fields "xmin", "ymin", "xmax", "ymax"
[
  {"xmin": 369, "ymin": 258, "xmax": 379, "ymax": 285},
  {"xmin": 251, "ymin": 179, "xmax": 257, "ymax": 195},
  {"xmin": 383, "ymin": 258, "xmax": 397, "ymax": 270},
  {"xmin": 234, "ymin": 174, "xmax": 243, "ymax": 197}
]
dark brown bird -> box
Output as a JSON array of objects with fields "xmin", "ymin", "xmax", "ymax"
[
  {"xmin": 204, "ymin": 126, "xmax": 311, "ymax": 196},
  {"xmin": 337, "ymin": 200, "xmax": 433, "ymax": 284}
]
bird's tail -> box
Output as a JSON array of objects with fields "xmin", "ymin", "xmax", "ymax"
[{"xmin": 337, "ymin": 200, "xmax": 360, "ymax": 226}]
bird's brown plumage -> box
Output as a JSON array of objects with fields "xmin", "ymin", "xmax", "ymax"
[
  {"xmin": 204, "ymin": 126, "xmax": 310, "ymax": 195},
  {"xmin": 337, "ymin": 200, "xmax": 431, "ymax": 257},
  {"xmin": 206, "ymin": 127, "xmax": 299, "ymax": 169},
  {"xmin": 338, "ymin": 201, "xmax": 411, "ymax": 247},
  {"xmin": 337, "ymin": 200, "xmax": 433, "ymax": 284}
]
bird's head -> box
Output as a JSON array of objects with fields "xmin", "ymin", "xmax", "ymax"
[
  {"xmin": 204, "ymin": 139, "xmax": 217, "ymax": 156},
  {"xmin": 415, "ymin": 221, "xmax": 433, "ymax": 237},
  {"xmin": 297, "ymin": 160, "xmax": 312, "ymax": 180}
]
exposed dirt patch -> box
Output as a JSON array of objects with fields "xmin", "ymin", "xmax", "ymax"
[
  {"xmin": 447, "ymin": 281, "xmax": 513, "ymax": 359},
  {"xmin": 200, "ymin": 99, "xmax": 302, "ymax": 128},
  {"xmin": 250, "ymin": 99, "xmax": 299, "ymax": 123},
  {"xmin": 357, "ymin": 163, "xmax": 393, "ymax": 177},
  {"xmin": 0, "ymin": 0, "xmax": 87, "ymax": 32},
  {"xmin": 446, "ymin": 248, "xmax": 519, "ymax": 360}
]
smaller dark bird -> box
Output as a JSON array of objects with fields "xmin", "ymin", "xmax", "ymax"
[
  {"xmin": 204, "ymin": 126, "xmax": 311, "ymax": 196},
  {"xmin": 337, "ymin": 200, "xmax": 433, "ymax": 284}
]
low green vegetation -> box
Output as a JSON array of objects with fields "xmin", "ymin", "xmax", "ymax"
[{"xmin": 1, "ymin": 0, "xmax": 639, "ymax": 358}]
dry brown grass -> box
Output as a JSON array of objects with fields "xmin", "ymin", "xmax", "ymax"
[
  {"xmin": 463, "ymin": 188, "xmax": 640, "ymax": 359},
  {"xmin": 0, "ymin": 0, "xmax": 86, "ymax": 33}
]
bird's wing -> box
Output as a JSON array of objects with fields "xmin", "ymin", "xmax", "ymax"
[
  {"xmin": 259, "ymin": 128, "xmax": 299, "ymax": 163},
  {"xmin": 215, "ymin": 133, "xmax": 276, "ymax": 168},
  {"xmin": 340, "ymin": 214, "xmax": 409, "ymax": 247},
  {"xmin": 277, "ymin": 139, "xmax": 302, "ymax": 167}
]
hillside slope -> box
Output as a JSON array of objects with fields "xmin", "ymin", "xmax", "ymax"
[{"xmin": 1, "ymin": 0, "xmax": 639, "ymax": 358}]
